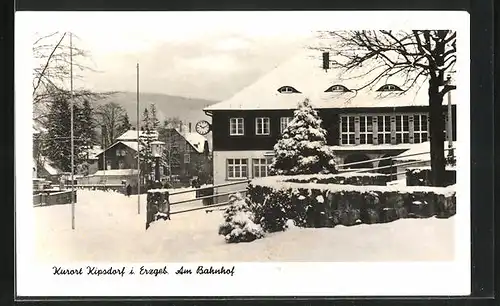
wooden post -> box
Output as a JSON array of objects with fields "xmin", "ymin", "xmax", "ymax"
[{"xmin": 145, "ymin": 189, "xmax": 170, "ymax": 230}]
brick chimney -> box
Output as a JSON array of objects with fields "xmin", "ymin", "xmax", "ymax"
[
  {"xmin": 189, "ymin": 122, "xmax": 192, "ymax": 133},
  {"xmin": 179, "ymin": 121, "xmax": 183, "ymax": 132},
  {"xmin": 322, "ymin": 51, "xmax": 330, "ymax": 71}
]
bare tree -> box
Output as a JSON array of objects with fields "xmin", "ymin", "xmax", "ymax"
[
  {"xmin": 94, "ymin": 102, "xmax": 129, "ymax": 147},
  {"xmin": 32, "ymin": 32, "xmax": 113, "ymax": 125},
  {"xmin": 315, "ymin": 30, "xmax": 456, "ymax": 186}
]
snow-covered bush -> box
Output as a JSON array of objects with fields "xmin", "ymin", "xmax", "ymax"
[
  {"xmin": 250, "ymin": 189, "xmax": 309, "ymax": 232},
  {"xmin": 269, "ymin": 99, "xmax": 337, "ymax": 176},
  {"xmin": 218, "ymin": 193, "xmax": 264, "ymax": 243}
]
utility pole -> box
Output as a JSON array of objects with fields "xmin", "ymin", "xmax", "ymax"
[
  {"xmin": 69, "ymin": 32, "xmax": 75, "ymax": 230},
  {"xmin": 136, "ymin": 63, "xmax": 141, "ymax": 214}
]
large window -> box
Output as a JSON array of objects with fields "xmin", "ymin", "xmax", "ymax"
[
  {"xmin": 413, "ymin": 114, "xmax": 428, "ymax": 143},
  {"xmin": 227, "ymin": 159, "xmax": 248, "ymax": 179},
  {"xmin": 340, "ymin": 116, "xmax": 356, "ymax": 145},
  {"xmin": 252, "ymin": 158, "xmax": 273, "ymax": 178},
  {"xmin": 377, "ymin": 115, "xmax": 392, "ymax": 144},
  {"xmin": 229, "ymin": 118, "xmax": 244, "ymax": 136},
  {"xmin": 280, "ymin": 117, "xmax": 293, "ymax": 134},
  {"xmin": 395, "ymin": 115, "xmax": 410, "ymax": 144},
  {"xmin": 359, "ymin": 116, "xmax": 374, "ymax": 144},
  {"xmin": 255, "ymin": 117, "xmax": 270, "ymax": 135}
]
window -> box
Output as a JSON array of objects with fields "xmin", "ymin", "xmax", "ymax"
[
  {"xmin": 395, "ymin": 115, "xmax": 410, "ymax": 144},
  {"xmin": 377, "ymin": 115, "xmax": 392, "ymax": 144},
  {"xmin": 340, "ymin": 116, "xmax": 356, "ymax": 145},
  {"xmin": 184, "ymin": 153, "xmax": 190, "ymax": 164},
  {"xmin": 359, "ymin": 116, "xmax": 374, "ymax": 144},
  {"xmin": 413, "ymin": 114, "xmax": 428, "ymax": 143},
  {"xmin": 280, "ymin": 117, "xmax": 293, "ymax": 134},
  {"xmin": 227, "ymin": 159, "xmax": 248, "ymax": 179},
  {"xmin": 255, "ymin": 117, "xmax": 270, "ymax": 135},
  {"xmin": 252, "ymin": 158, "xmax": 273, "ymax": 178},
  {"xmin": 116, "ymin": 149, "xmax": 127, "ymax": 156},
  {"xmin": 324, "ymin": 84, "xmax": 350, "ymax": 92},
  {"xmin": 277, "ymin": 86, "xmax": 301, "ymax": 94},
  {"xmin": 229, "ymin": 118, "xmax": 244, "ymax": 136},
  {"xmin": 118, "ymin": 160, "xmax": 125, "ymax": 169},
  {"xmin": 377, "ymin": 84, "xmax": 403, "ymax": 92}
]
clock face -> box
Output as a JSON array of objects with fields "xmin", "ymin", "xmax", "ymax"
[{"xmin": 195, "ymin": 120, "xmax": 211, "ymax": 135}]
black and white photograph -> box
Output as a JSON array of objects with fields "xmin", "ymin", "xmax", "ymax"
[{"xmin": 16, "ymin": 11, "xmax": 471, "ymax": 296}]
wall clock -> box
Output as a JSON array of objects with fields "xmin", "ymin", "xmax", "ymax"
[{"xmin": 195, "ymin": 120, "xmax": 212, "ymax": 135}]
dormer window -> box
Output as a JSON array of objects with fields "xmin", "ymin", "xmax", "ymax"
[
  {"xmin": 377, "ymin": 84, "xmax": 403, "ymax": 92},
  {"xmin": 277, "ymin": 86, "xmax": 301, "ymax": 94},
  {"xmin": 324, "ymin": 84, "xmax": 350, "ymax": 92}
]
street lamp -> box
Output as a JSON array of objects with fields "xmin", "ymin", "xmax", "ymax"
[{"xmin": 150, "ymin": 140, "xmax": 165, "ymax": 186}]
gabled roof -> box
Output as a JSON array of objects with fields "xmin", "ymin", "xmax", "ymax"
[
  {"xmin": 95, "ymin": 141, "xmax": 143, "ymax": 157},
  {"xmin": 204, "ymin": 51, "xmax": 454, "ymax": 111},
  {"xmin": 116, "ymin": 130, "xmax": 159, "ymax": 141},
  {"xmin": 174, "ymin": 128, "xmax": 208, "ymax": 154}
]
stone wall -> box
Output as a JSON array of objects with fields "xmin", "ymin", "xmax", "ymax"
[{"xmin": 33, "ymin": 190, "xmax": 78, "ymax": 206}]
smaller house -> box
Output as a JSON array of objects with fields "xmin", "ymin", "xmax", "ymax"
[{"xmin": 94, "ymin": 127, "xmax": 212, "ymax": 185}]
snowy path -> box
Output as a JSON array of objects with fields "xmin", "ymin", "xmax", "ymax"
[{"xmin": 34, "ymin": 190, "xmax": 454, "ymax": 263}]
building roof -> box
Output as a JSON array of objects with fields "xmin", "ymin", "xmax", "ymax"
[
  {"xmin": 95, "ymin": 141, "xmax": 143, "ymax": 157},
  {"xmin": 204, "ymin": 51, "xmax": 455, "ymax": 111},
  {"xmin": 116, "ymin": 130, "xmax": 159, "ymax": 141},
  {"xmin": 174, "ymin": 128, "xmax": 208, "ymax": 154}
]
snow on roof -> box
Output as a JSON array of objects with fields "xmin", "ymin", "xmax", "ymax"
[
  {"xmin": 175, "ymin": 128, "xmax": 208, "ymax": 154},
  {"xmin": 39, "ymin": 157, "xmax": 61, "ymax": 175},
  {"xmin": 116, "ymin": 130, "xmax": 158, "ymax": 141},
  {"xmin": 93, "ymin": 169, "xmax": 139, "ymax": 176},
  {"xmin": 205, "ymin": 51, "xmax": 453, "ymax": 111},
  {"xmin": 86, "ymin": 145, "xmax": 103, "ymax": 160},
  {"xmin": 96, "ymin": 141, "xmax": 143, "ymax": 156},
  {"xmin": 394, "ymin": 141, "xmax": 457, "ymax": 162}
]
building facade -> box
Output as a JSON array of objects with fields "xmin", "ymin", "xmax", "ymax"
[{"xmin": 202, "ymin": 51, "xmax": 457, "ymax": 195}]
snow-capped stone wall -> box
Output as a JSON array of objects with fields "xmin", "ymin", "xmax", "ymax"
[
  {"xmin": 247, "ymin": 176, "xmax": 456, "ymax": 232},
  {"xmin": 405, "ymin": 167, "xmax": 456, "ymax": 187}
]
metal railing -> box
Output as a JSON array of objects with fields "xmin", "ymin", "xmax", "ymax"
[{"xmin": 337, "ymin": 147, "xmax": 455, "ymax": 169}]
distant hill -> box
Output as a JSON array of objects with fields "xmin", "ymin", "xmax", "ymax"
[
  {"xmin": 96, "ymin": 91, "xmax": 217, "ymax": 127},
  {"xmin": 95, "ymin": 91, "xmax": 218, "ymax": 145}
]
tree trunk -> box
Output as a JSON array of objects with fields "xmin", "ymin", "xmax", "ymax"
[{"xmin": 428, "ymin": 81, "xmax": 446, "ymax": 187}]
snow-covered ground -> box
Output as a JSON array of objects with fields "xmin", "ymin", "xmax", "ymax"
[{"xmin": 34, "ymin": 189, "xmax": 454, "ymax": 263}]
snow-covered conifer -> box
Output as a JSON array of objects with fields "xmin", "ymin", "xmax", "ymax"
[{"xmin": 269, "ymin": 99, "xmax": 337, "ymax": 175}]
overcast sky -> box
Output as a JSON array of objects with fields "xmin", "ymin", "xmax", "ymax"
[{"xmin": 29, "ymin": 12, "xmax": 320, "ymax": 101}]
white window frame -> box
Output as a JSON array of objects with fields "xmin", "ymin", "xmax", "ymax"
[
  {"xmin": 229, "ymin": 118, "xmax": 244, "ymax": 136},
  {"xmin": 252, "ymin": 158, "xmax": 273, "ymax": 178},
  {"xmin": 340, "ymin": 115, "xmax": 356, "ymax": 145},
  {"xmin": 359, "ymin": 116, "xmax": 374, "ymax": 144},
  {"xmin": 227, "ymin": 159, "xmax": 248, "ymax": 180},
  {"xmin": 377, "ymin": 115, "xmax": 392, "ymax": 144},
  {"xmin": 394, "ymin": 115, "xmax": 411, "ymax": 144},
  {"xmin": 413, "ymin": 114, "xmax": 429, "ymax": 143},
  {"xmin": 184, "ymin": 153, "xmax": 190, "ymax": 164},
  {"xmin": 255, "ymin": 117, "xmax": 270, "ymax": 136},
  {"xmin": 280, "ymin": 117, "xmax": 293, "ymax": 134}
]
